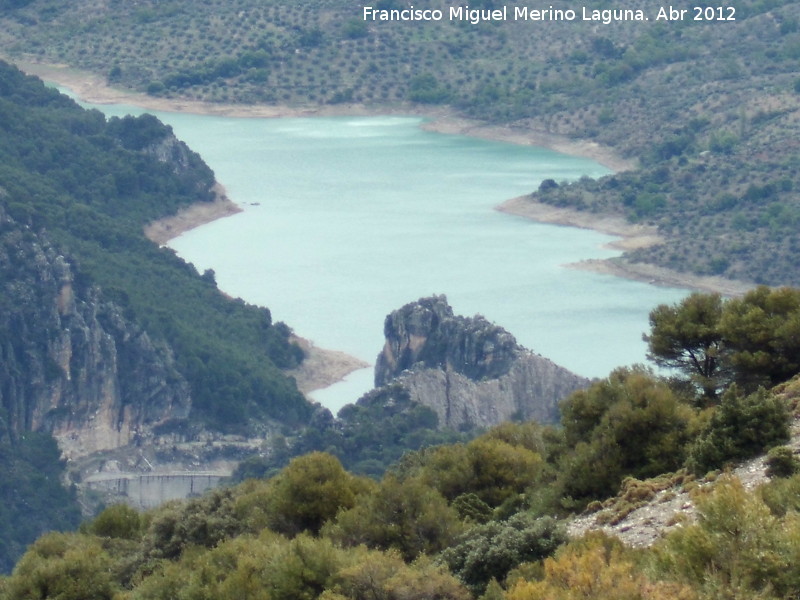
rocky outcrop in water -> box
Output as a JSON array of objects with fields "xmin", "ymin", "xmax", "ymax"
[
  {"xmin": 0, "ymin": 208, "xmax": 191, "ymax": 458},
  {"xmin": 375, "ymin": 296, "xmax": 589, "ymax": 429}
]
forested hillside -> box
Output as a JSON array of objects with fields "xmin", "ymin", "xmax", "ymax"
[
  {"xmin": 4, "ymin": 285, "xmax": 800, "ymax": 598},
  {"xmin": 0, "ymin": 434, "xmax": 80, "ymax": 574},
  {"xmin": 0, "ymin": 60, "xmax": 317, "ymax": 569},
  {"xmin": 1, "ymin": 0, "xmax": 800, "ymax": 283},
  {"xmin": 0, "ymin": 61, "xmax": 310, "ymax": 432}
]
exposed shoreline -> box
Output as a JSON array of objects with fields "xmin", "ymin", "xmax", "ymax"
[
  {"xmin": 143, "ymin": 183, "xmax": 241, "ymax": 245},
  {"xmin": 286, "ymin": 337, "xmax": 369, "ymax": 397},
  {"xmin": 420, "ymin": 118, "xmax": 637, "ymax": 173},
  {"xmin": 497, "ymin": 196, "xmax": 754, "ymax": 297},
  {"xmin": 14, "ymin": 58, "xmax": 632, "ymax": 172}
]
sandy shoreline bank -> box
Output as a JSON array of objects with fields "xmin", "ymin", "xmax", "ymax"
[
  {"xmin": 497, "ymin": 195, "xmax": 663, "ymax": 252},
  {"xmin": 421, "ymin": 119, "xmax": 637, "ymax": 173},
  {"xmin": 497, "ymin": 196, "xmax": 753, "ymax": 296},
  {"xmin": 286, "ymin": 337, "xmax": 369, "ymax": 397},
  {"xmin": 143, "ymin": 183, "xmax": 242, "ymax": 245}
]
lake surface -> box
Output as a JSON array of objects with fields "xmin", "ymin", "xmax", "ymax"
[{"xmin": 72, "ymin": 93, "xmax": 688, "ymax": 412}]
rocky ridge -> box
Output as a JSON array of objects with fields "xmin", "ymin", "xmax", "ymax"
[
  {"xmin": 374, "ymin": 296, "xmax": 589, "ymax": 429},
  {"xmin": 568, "ymin": 418, "xmax": 800, "ymax": 548}
]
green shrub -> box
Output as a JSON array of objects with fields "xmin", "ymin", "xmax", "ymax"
[
  {"xmin": 438, "ymin": 513, "xmax": 564, "ymax": 595},
  {"xmin": 765, "ymin": 446, "xmax": 800, "ymax": 478},
  {"xmin": 324, "ymin": 475, "xmax": 463, "ymax": 561},
  {"xmin": 653, "ymin": 476, "xmax": 800, "ymax": 598},
  {"xmin": 759, "ymin": 473, "xmax": 800, "ymax": 517},
  {"xmin": 146, "ymin": 80, "xmax": 165, "ymax": 95},
  {"xmin": 687, "ymin": 386, "xmax": 790, "ymax": 474},
  {"xmin": 5, "ymin": 533, "xmax": 118, "ymax": 600},
  {"xmin": 556, "ymin": 367, "xmax": 697, "ymax": 505},
  {"xmin": 236, "ymin": 452, "xmax": 369, "ymax": 537},
  {"xmin": 88, "ymin": 504, "xmax": 142, "ymax": 540}
]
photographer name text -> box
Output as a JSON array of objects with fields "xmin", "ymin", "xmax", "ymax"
[{"xmin": 362, "ymin": 5, "xmax": 736, "ymax": 25}]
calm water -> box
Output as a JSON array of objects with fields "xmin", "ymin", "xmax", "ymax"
[{"xmin": 71, "ymin": 93, "xmax": 688, "ymax": 412}]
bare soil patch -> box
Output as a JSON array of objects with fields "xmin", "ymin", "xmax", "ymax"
[{"xmin": 143, "ymin": 184, "xmax": 241, "ymax": 244}]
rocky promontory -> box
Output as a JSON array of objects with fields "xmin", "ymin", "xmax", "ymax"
[{"xmin": 375, "ymin": 296, "xmax": 589, "ymax": 429}]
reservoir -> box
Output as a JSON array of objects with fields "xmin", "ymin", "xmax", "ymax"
[{"xmin": 73, "ymin": 95, "xmax": 688, "ymax": 411}]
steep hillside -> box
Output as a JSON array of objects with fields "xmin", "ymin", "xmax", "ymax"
[
  {"xmin": 2, "ymin": 0, "xmax": 799, "ymax": 284},
  {"xmin": 0, "ymin": 58, "xmax": 321, "ymax": 570},
  {"xmin": 0, "ymin": 207, "xmax": 190, "ymax": 459},
  {"xmin": 0, "ymin": 61, "xmax": 311, "ymax": 437}
]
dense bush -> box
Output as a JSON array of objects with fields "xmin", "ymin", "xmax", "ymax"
[
  {"xmin": 765, "ymin": 446, "xmax": 800, "ymax": 478},
  {"xmin": 85, "ymin": 504, "xmax": 142, "ymax": 541},
  {"xmin": 415, "ymin": 438, "xmax": 544, "ymax": 509},
  {"xmin": 4, "ymin": 533, "xmax": 118, "ymax": 600},
  {"xmin": 759, "ymin": 473, "xmax": 800, "ymax": 517},
  {"xmin": 325, "ymin": 475, "xmax": 463, "ymax": 561},
  {"xmin": 439, "ymin": 514, "xmax": 564, "ymax": 595},
  {"xmin": 556, "ymin": 367, "xmax": 697, "ymax": 505},
  {"xmin": 687, "ymin": 386, "xmax": 790, "ymax": 475},
  {"xmin": 234, "ymin": 453, "xmax": 371, "ymax": 536}
]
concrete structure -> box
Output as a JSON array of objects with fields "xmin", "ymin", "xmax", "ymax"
[{"xmin": 85, "ymin": 471, "xmax": 229, "ymax": 509}]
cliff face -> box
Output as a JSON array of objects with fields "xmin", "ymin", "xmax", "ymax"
[
  {"xmin": 375, "ymin": 296, "xmax": 589, "ymax": 429},
  {"xmin": 0, "ymin": 209, "xmax": 191, "ymax": 458}
]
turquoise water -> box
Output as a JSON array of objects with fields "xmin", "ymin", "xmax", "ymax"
[{"xmin": 71, "ymin": 93, "xmax": 688, "ymax": 412}]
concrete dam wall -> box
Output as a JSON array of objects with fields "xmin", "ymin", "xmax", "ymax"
[{"xmin": 85, "ymin": 471, "xmax": 228, "ymax": 509}]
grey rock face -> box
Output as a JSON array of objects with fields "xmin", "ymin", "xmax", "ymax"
[
  {"xmin": 0, "ymin": 209, "xmax": 191, "ymax": 458},
  {"xmin": 375, "ymin": 296, "xmax": 589, "ymax": 429},
  {"xmin": 376, "ymin": 295, "xmax": 518, "ymax": 386}
]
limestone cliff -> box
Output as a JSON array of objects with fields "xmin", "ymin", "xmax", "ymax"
[
  {"xmin": 0, "ymin": 208, "xmax": 191, "ymax": 459},
  {"xmin": 375, "ymin": 296, "xmax": 589, "ymax": 429}
]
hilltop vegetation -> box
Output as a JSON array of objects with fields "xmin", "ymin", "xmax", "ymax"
[
  {"xmin": 2, "ymin": 0, "xmax": 800, "ymax": 283},
  {"xmin": 3, "ymin": 349, "xmax": 800, "ymax": 598}
]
